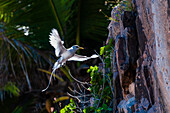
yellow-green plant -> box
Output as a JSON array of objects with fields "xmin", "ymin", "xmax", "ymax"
[{"xmin": 60, "ymin": 98, "xmax": 76, "ymax": 113}]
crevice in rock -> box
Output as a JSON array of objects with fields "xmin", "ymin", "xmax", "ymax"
[{"xmin": 107, "ymin": 0, "xmax": 169, "ymax": 112}]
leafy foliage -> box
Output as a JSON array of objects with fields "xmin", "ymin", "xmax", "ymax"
[
  {"xmin": 100, "ymin": 38, "xmax": 113, "ymax": 55},
  {"xmin": 0, "ymin": 0, "xmax": 111, "ymax": 86},
  {"xmin": 53, "ymin": 0, "xmax": 111, "ymax": 54},
  {"xmin": 85, "ymin": 39, "xmax": 114, "ymax": 112},
  {"xmin": 83, "ymin": 104, "xmax": 112, "ymax": 113},
  {"xmin": 0, "ymin": 0, "xmax": 66, "ymax": 112},
  {"xmin": 0, "ymin": 0, "xmax": 113, "ymax": 112},
  {"xmin": 0, "ymin": 0, "xmax": 56, "ymax": 49},
  {"xmin": 3, "ymin": 82, "xmax": 20, "ymax": 97},
  {"xmin": 60, "ymin": 98, "xmax": 76, "ymax": 113},
  {"xmin": 100, "ymin": 46, "xmax": 105, "ymax": 55},
  {"xmin": 55, "ymin": 0, "xmax": 137, "ymax": 112}
]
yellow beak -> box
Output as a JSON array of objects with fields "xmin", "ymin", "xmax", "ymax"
[{"xmin": 79, "ymin": 47, "xmax": 84, "ymax": 49}]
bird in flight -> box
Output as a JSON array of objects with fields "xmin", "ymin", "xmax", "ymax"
[{"xmin": 42, "ymin": 29, "xmax": 98, "ymax": 92}]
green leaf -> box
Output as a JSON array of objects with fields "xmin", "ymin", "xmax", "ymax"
[
  {"xmin": 3, "ymin": 82, "xmax": 20, "ymax": 96},
  {"xmin": 100, "ymin": 46, "xmax": 105, "ymax": 55},
  {"xmin": 12, "ymin": 106, "xmax": 23, "ymax": 113},
  {"xmin": 102, "ymin": 104, "xmax": 108, "ymax": 110},
  {"xmin": 83, "ymin": 108, "xmax": 87, "ymax": 113},
  {"xmin": 107, "ymin": 108, "xmax": 112, "ymax": 111},
  {"xmin": 60, "ymin": 98, "xmax": 76, "ymax": 113}
]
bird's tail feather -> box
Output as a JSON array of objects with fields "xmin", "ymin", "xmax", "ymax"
[
  {"xmin": 52, "ymin": 62, "xmax": 59, "ymax": 80},
  {"xmin": 42, "ymin": 61, "xmax": 60, "ymax": 92}
]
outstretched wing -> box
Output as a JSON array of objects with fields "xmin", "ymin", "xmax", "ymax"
[
  {"xmin": 68, "ymin": 54, "xmax": 98, "ymax": 61},
  {"xmin": 49, "ymin": 29, "xmax": 67, "ymax": 57}
]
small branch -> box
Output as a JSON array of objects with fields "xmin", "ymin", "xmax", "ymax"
[
  {"xmin": 77, "ymin": 83, "xmax": 83, "ymax": 93},
  {"xmin": 68, "ymin": 86, "xmax": 91, "ymax": 97},
  {"xmin": 67, "ymin": 92, "xmax": 90, "ymax": 104},
  {"xmin": 94, "ymin": 50, "xmax": 105, "ymax": 108},
  {"xmin": 67, "ymin": 69, "xmax": 89, "ymax": 85}
]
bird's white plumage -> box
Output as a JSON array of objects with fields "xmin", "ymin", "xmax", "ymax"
[
  {"xmin": 68, "ymin": 54, "xmax": 98, "ymax": 61},
  {"xmin": 42, "ymin": 28, "xmax": 99, "ymax": 92},
  {"xmin": 49, "ymin": 29, "xmax": 66, "ymax": 57}
]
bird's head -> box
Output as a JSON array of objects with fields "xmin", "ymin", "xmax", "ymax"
[{"xmin": 72, "ymin": 45, "xmax": 84, "ymax": 51}]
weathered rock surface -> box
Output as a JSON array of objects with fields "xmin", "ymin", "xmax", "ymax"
[{"xmin": 107, "ymin": 0, "xmax": 170, "ymax": 112}]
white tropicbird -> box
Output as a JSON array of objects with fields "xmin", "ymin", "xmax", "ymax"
[{"xmin": 42, "ymin": 29, "xmax": 98, "ymax": 92}]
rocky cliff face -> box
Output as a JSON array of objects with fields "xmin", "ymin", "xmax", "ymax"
[{"xmin": 107, "ymin": 0, "xmax": 170, "ymax": 112}]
